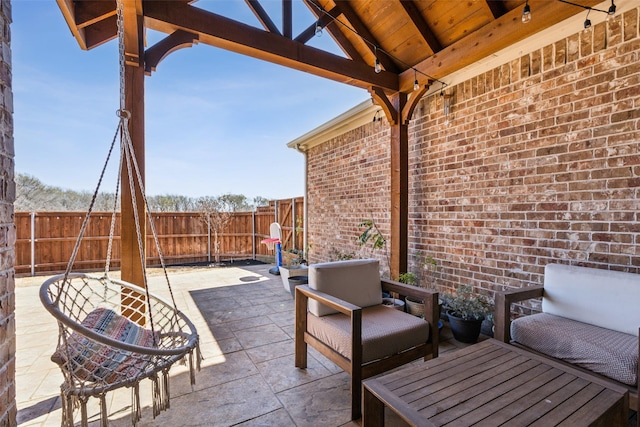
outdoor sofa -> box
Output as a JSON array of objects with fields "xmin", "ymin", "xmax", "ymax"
[{"xmin": 494, "ymin": 263, "xmax": 640, "ymax": 419}]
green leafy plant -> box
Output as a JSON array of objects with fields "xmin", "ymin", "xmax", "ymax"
[
  {"xmin": 357, "ymin": 218, "xmax": 386, "ymax": 250},
  {"xmin": 398, "ymin": 272, "xmax": 417, "ymax": 285},
  {"xmin": 357, "ymin": 217, "xmax": 391, "ymax": 276},
  {"xmin": 442, "ymin": 285, "xmax": 492, "ymax": 321}
]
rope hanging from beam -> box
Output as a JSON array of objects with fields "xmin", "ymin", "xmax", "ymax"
[{"xmin": 40, "ymin": 2, "xmax": 201, "ymax": 425}]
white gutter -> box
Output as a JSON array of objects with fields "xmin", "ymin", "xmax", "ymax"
[{"xmin": 287, "ymin": 99, "xmax": 378, "ymax": 152}]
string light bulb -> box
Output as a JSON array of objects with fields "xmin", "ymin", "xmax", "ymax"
[
  {"xmin": 413, "ymin": 69, "xmax": 419, "ymax": 91},
  {"xmin": 308, "ymin": 2, "xmax": 446, "ymax": 89},
  {"xmin": 315, "ymin": 21, "xmax": 323, "ymax": 37},
  {"xmin": 607, "ymin": 0, "xmax": 616, "ymax": 21},
  {"xmin": 522, "ymin": 0, "xmax": 531, "ymax": 24},
  {"xmin": 374, "ymin": 47, "xmax": 382, "ymax": 73},
  {"xmin": 583, "ymin": 10, "xmax": 592, "ymax": 33},
  {"xmin": 374, "ymin": 58, "xmax": 382, "ymax": 73}
]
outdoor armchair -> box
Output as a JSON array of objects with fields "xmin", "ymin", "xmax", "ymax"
[{"xmin": 294, "ymin": 259, "xmax": 439, "ymax": 420}]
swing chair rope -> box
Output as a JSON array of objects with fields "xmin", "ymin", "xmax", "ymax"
[
  {"xmin": 40, "ymin": 4, "xmax": 200, "ymax": 423},
  {"xmin": 120, "ymin": 123, "xmax": 179, "ymax": 313},
  {"xmin": 57, "ymin": 122, "xmax": 122, "ymax": 304},
  {"xmin": 104, "ymin": 149, "xmax": 122, "ymax": 278}
]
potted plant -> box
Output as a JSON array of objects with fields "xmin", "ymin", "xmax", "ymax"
[
  {"xmin": 279, "ymin": 246, "xmax": 310, "ymax": 295},
  {"xmin": 402, "ymin": 255, "xmax": 440, "ymax": 318},
  {"xmin": 442, "ymin": 284, "xmax": 493, "ymax": 343}
]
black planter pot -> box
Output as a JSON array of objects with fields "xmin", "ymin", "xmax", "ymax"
[
  {"xmin": 288, "ymin": 275, "xmax": 308, "ymax": 299},
  {"xmin": 446, "ymin": 311, "xmax": 484, "ymax": 343}
]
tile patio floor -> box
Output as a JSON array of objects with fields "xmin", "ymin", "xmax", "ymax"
[{"xmin": 11, "ymin": 263, "xmax": 510, "ymax": 426}]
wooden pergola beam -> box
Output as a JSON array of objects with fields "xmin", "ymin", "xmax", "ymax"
[
  {"xmin": 245, "ymin": 0, "xmax": 281, "ymax": 35},
  {"xmin": 300, "ymin": 3, "xmax": 365, "ymax": 66},
  {"xmin": 83, "ymin": 15, "xmax": 117, "ymax": 50},
  {"xmin": 143, "ymin": 1, "xmax": 399, "ymax": 92},
  {"xmin": 336, "ymin": 0, "xmax": 399, "ymax": 74},
  {"xmin": 399, "ymin": 1, "xmax": 442, "ymax": 56},
  {"xmin": 74, "ymin": 0, "xmax": 116, "ymax": 29},
  {"xmin": 483, "ymin": 0, "xmax": 508, "ymax": 19},
  {"xmin": 283, "ymin": 0, "xmax": 292, "ymax": 39}
]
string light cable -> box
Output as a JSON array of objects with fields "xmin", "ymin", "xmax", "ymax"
[{"xmin": 305, "ymin": 0, "xmax": 447, "ymax": 92}]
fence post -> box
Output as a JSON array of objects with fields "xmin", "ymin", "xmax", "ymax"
[
  {"xmin": 30, "ymin": 212, "xmax": 35, "ymax": 277},
  {"xmin": 207, "ymin": 215, "xmax": 211, "ymax": 263},
  {"xmin": 252, "ymin": 211, "xmax": 256, "ymax": 260},
  {"xmin": 274, "ymin": 200, "xmax": 278, "ymax": 226},
  {"xmin": 291, "ymin": 198, "xmax": 296, "ymax": 250}
]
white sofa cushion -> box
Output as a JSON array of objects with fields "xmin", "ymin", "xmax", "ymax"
[
  {"xmin": 543, "ymin": 263, "xmax": 640, "ymax": 336},
  {"xmin": 511, "ymin": 312, "xmax": 637, "ymax": 386},
  {"xmin": 308, "ymin": 259, "xmax": 382, "ymax": 317}
]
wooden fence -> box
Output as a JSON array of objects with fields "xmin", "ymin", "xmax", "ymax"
[{"xmin": 15, "ymin": 197, "xmax": 304, "ymax": 276}]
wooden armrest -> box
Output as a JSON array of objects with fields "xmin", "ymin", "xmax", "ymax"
[
  {"xmin": 381, "ymin": 278, "xmax": 438, "ymax": 300},
  {"xmin": 294, "ymin": 284, "xmax": 364, "ymax": 371},
  {"xmin": 494, "ymin": 285, "xmax": 544, "ymax": 343},
  {"xmin": 295, "ymin": 285, "xmax": 361, "ymax": 316}
]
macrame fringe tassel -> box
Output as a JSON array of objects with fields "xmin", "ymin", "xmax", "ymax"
[
  {"xmin": 196, "ymin": 342, "xmax": 203, "ymax": 372},
  {"xmin": 163, "ymin": 368, "xmax": 171, "ymax": 410},
  {"xmin": 61, "ymin": 390, "xmax": 75, "ymax": 427},
  {"xmin": 189, "ymin": 344, "xmax": 203, "ymax": 388},
  {"xmin": 151, "ymin": 373, "xmax": 168, "ymax": 419},
  {"xmin": 99, "ymin": 393, "xmax": 109, "ymax": 427},
  {"xmin": 80, "ymin": 396, "xmax": 89, "ymax": 427},
  {"xmin": 131, "ymin": 382, "xmax": 142, "ymax": 426},
  {"xmin": 189, "ymin": 351, "xmax": 195, "ymax": 387}
]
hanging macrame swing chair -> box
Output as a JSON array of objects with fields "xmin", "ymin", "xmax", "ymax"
[{"xmin": 39, "ymin": 3, "xmax": 200, "ymax": 426}]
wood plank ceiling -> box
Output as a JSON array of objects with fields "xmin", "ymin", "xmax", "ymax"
[{"xmin": 58, "ymin": 0, "xmax": 606, "ymax": 95}]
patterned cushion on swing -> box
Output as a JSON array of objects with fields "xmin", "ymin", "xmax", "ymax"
[{"xmin": 51, "ymin": 307, "xmax": 159, "ymax": 384}]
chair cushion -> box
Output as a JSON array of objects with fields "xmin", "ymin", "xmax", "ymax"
[
  {"xmin": 309, "ymin": 259, "xmax": 382, "ymax": 317},
  {"xmin": 307, "ymin": 305, "xmax": 429, "ymax": 363},
  {"xmin": 511, "ymin": 312, "xmax": 637, "ymax": 386}
]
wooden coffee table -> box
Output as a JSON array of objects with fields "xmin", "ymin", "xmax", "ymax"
[{"xmin": 362, "ymin": 339, "xmax": 629, "ymax": 426}]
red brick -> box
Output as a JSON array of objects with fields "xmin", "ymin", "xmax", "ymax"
[{"xmin": 308, "ymin": 7, "xmax": 640, "ymax": 313}]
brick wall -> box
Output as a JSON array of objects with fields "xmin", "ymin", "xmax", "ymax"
[
  {"xmin": 306, "ymin": 122, "xmax": 392, "ymax": 274},
  {"xmin": 0, "ymin": 0, "xmax": 14, "ymax": 425},
  {"xmin": 307, "ymin": 7, "xmax": 640, "ymax": 311}
]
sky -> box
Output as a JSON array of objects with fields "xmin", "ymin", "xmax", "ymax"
[{"xmin": 12, "ymin": 0, "xmax": 369, "ymax": 201}]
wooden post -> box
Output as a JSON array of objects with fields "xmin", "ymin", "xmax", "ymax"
[
  {"xmin": 389, "ymin": 93, "xmax": 408, "ymax": 280},
  {"xmin": 370, "ymin": 88, "xmax": 410, "ymax": 280},
  {"xmin": 120, "ymin": 3, "xmax": 146, "ymax": 323}
]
